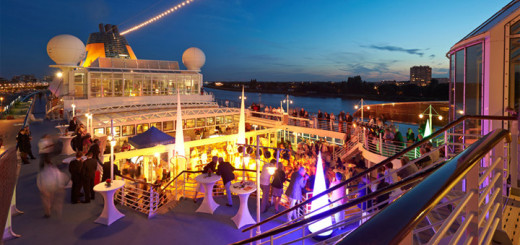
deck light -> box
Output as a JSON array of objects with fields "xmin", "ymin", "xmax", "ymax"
[{"xmin": 308, "ymin": 152, "xmax": 333, "ymax": 236}]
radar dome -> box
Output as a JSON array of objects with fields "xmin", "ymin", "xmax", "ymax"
[
  {"xmin": 182, "ymin": 47, "xmax": 205, "ymax": 71},
  {"xmin": 47, "ymin": 34, "xmax": 86, "ymax": 65}
]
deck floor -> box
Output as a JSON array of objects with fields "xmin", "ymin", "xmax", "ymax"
[{"xmin": 5, "ymin": 98, "xmax": 340, "ymax": 245}]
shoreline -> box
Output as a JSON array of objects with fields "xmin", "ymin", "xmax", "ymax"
[{"xmin": 204, "ymin": 85, "xmax": 445, "ymax": 102}]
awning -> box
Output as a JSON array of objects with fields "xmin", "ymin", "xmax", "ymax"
[{"xmin": 128, "ymin": 126, "xmax": 175, "ymax": 149}]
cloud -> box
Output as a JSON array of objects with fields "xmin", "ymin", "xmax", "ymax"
[
  {"xmin": 337, "ymin": 61, "xmax": 408, "ymax": 81},
  {"xmin": 362, "ymin": 45, "xmax": 425, "ymax": 57},
  {"xmin": 429, "ymin": 54, "xmax": 435, "ymax": 59}
]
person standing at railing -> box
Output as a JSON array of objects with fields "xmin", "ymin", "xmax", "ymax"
[
  {"xmin": 415, "ymin": 147, "xmax": 432, "ymax": 169},
  {"xmin": 68, "ymin": 116, "xmax": 78, "ymax": 132},
  {"xmin": 17, "ymin": 128, "xmax": 31, "ymax": 164},
  {"xmin": 330, "ymin": 113, "xmax": 336, "ymax": 131},
  {"xmin": 357, "ymin": 174, "xmax": 372, "ymax": 224},
  {"xmin": 425, "ymin": 142, "xmax": 439, "ymax": 164},
  {"xmin": 271, "ymin": 161, "xmax": 285, "ymax": 214},
  {"xmin": 330, "ymin": 171, "xmax": 346, "ymax": 227},
  {"xmin": 69, "ymin": 152, "xmax": 84, "ymax": 204},
  {"xmin": 260, "ymin": 159, "xmax": 274, "ymax": 213},
  {"xmin": 217, "ymin": 157, "xmax": 235, "ymax": 207},
  {"xmin": 406, "ymin": 128, "xmax": 415, "ymax": 143},
  {"xmin": 102, "ymin": 155, "xmax": 120, "ymax": 182},
  {"xmin": 81, "ymin": 152, "xmax": 97, "ymax": 203},
  {"xmin": 285, "ymin": 166, "xmax": 308, "ymax": 221},
  {"xmin": 396, "ymin": 157, "xmax": 418, "ymax": 191},
  {"xmin": 374, "ymin": 173, "xmax": 390, "ymax": 210},
  {"xmin": 23, "ymin": 126, "xmax": 36, "ymax": 160}
]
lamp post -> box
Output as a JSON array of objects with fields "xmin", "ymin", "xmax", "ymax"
[
  {"xmin": 354, "ymin": 98, "xmax": 368, "ymax": 122},
  {"xmin": 282, "ymin": 95, "xmax": 293, "ymax": 115},
  {"xmin": 109, "ymin": 136, "xmax": 116, "ymax": 180},
  {"xmin": 419, "ymin": 104, "xmax": 443, "ymax": 137},
  {"xmin": 0, "ymin": 97, "xmax": 3, "ymax": 113},
  {"xmin": 85, "ymin": 113, "xmax": 91, "ymax": 135}
]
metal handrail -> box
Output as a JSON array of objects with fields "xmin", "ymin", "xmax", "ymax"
[
  {"xmin": 158, "ymin": 170, "xmax": 202, "ymax": 194},
  {"xmin": 337, "ymin": 128, "xmax": 510, "ymax": 244},
  {"xmin": 242, "ymin": 115, "xmax": 515, "ymax": 233},
  {"xmin": 232, "ymin": 159, "xmax": 444, "ymax": 245},
  {"xmin": 158, "ymin": 168, "xmax": 256, "ymax": 194}
]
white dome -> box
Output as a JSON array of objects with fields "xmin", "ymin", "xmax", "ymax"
[
  {"xmin": 47, "ymin": 34, "xmax": 86, "ymax": 65},
  {"xmin": 182, "ymin": 47, "xmax": 205, "ymax": 71}
]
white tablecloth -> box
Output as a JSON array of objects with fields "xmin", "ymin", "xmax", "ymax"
[
  {"xmin": 230, "ymin": 181, "xmax": 257, "ymax": 229},
  {"xmin": 93, "ymin": 180, "xmax": 125, "ymax": 226},
  {"xmin": 195, "ymin": 174, "xmax": 221, "ymax": 214}
]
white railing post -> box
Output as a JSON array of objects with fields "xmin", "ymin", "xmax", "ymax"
[
  {"xmin": 465, "ymin": 162, "xmax": 479, "ymax": 244},
  {"xmin": 511, "ymin": 135, "xmax": 519, "ymax": 188},
  {"xmin": 148, "ymin": 185, "xmax": 156, "ymax": 218},
  {"xmin": 379, "ymin": 134, "xmax": 383, "ymax": 155},
  {"xmin": 444, "ymin": 131, "xmax": 448, "ymax": 160},
  {"xmin": 121, "ymin": 186, "xmax": 125, "ymax": 205}
]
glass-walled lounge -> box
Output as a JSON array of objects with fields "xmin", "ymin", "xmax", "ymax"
[
  {"xmin": 449, "ymin": 43, "xmax": 483, "ymax": 121},
  {"xmin": 94, "ymin": 115, "xmax": 237, "ymax": 138},
  {"xmin": 72, "ymin": 70, "xmax": 202, "ymax": 99}
]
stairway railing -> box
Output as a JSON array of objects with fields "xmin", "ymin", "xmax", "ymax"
[
  {"xmin": 235, "ymin": 115, "xmax": 515, "ymax": 245},
  {"xmin": 337, "ymin": 128, "xmax": 510, "ymax": 244}
]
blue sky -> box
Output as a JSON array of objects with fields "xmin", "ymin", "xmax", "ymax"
[{"xmin": 0, "ymin": 0, "xmax": 512, "ymax": 81}]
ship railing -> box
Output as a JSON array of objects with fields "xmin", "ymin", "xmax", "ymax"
[
  {"xmin": 116, "ymin": 168, "xmax": 258, "ymax": 217},
  {"xmin": 249, "ymin": 111, "xmax": 283, "ymax": 121},
  {"xmin": 337, "ymin": 128, "xmax": 510, "ymax": 245},
  {"xmin": 233, "ymin": 115, "xmax": 516, "ymax": 245},
  {"xmin": 287, "ymin": 116, "xmax": 310, "ymax": 127},
  {"xmin": 114, "ymin": 176, "xmax": 160, "ymax": 217}
]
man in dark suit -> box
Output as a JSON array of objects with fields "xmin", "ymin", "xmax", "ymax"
[
  {"xmin": 81, "ymin": 152, "xmax": 98, "ymax": 203},
  {"xmin": 216, "ymin": 157, "xmax": 235, "ymax": 207},
  {"xmin": 87, "ymin": 139, "xmax": 101, "ymax": 163},
  {"xmin": 68, "ymin": 117, "xmax": 78, "ymax": 132},
  {"xmin": 203, "ymin": 156, "xmax": 218, "ymax": 174},
  {"xmin": 285, "ymin": 167, "xmax": 308, "ymax": 221},
  {"xmin": 102, "ymin": 155, "xmax": 120, "ymax": 182},
  {"xmin": 69, "ymin": 152, "xmax": 84, "ymax": 204}
]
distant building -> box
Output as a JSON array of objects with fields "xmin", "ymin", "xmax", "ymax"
[
  {"xmin": 11, "ymin": 74, "xmax": 38, "ymax": 83},
  {"xmin": 410, "ymin": 66, "xmax": 432, "ymax": 86}
]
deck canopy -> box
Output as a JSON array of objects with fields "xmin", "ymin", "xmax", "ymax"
[{"xmin": 128, "ymin": 126, "xmax": 175, "ymax": 149}]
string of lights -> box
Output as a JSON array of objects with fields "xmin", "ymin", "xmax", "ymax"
[{"xmin": 120, "ymin": 0, "xmax": 194, "ymax": 35}]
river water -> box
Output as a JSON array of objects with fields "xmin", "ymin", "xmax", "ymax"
[{"xmin": 205, "ymin": 88, "xmax": 385, "ymax": 115}]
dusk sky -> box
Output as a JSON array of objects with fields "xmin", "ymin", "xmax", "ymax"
[{"xmin": 0, "ymin": 0, "xmax": 512, "ymax": 81}]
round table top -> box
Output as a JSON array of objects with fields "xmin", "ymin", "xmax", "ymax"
[
  {"xmin": 195, "ymin": 173, "xmax": 221, "ymax": 184},
  {"xmin": 59, "ymin": 135, "xmax": 74, "ymax": 139},
  {"xmin": 231, "ymin": 181, "xmax": 257, "ymax": 194},
  {"xmin": 94, "ymin": 180, "xmax": 125, "ymax": 192},
  {"xmin": 55, "ymin": 125, "xmax": 68, "ymax": 129},
  {"xmin": 62, "ymin": 156, "xmax": 86, "ymax": 164}
]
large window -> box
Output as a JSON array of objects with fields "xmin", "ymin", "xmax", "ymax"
[
  {"xmin": 465, "ymin": 44, "xmax": 482, "ymax": 117},
  {"xmin": 455, "ymin": 50, "xmax": 465, "ymax": 118},
  {"xmin": 102, "ymin": 74, "xmax": 113, "ymax": 97},
  {"xmin": 74, "ymin": 73, "xmax": 87, "ymax": 98},
  {"xmin": 449, "ymin": 43, "xmax": 483, "ymax": 132},
  {"xmin": 511, "ymin": 37, "xmax": 520, "ymax": 111},
  {"xmin": 90, "ymin": 73, "xmax": 101, "ymax": 98},
  {"xmin": 88, "ymin": 71, "xmax": 201, "ymax": 98}
]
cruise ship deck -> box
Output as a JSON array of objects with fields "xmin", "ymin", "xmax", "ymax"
[{"xmin": 5, "ymin": 98, "xmax": 357, "ymax": 245}]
